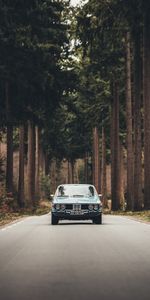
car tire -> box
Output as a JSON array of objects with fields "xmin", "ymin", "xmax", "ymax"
[
  {"xmin": 51, "ymin": 214, "xmax": 59, "ymax": 225},
  {"xmin": 93, "ymin": 214, "xmax": 102, "ymax": 224}
]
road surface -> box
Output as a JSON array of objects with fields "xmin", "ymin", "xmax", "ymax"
[{"xmin": 0, "ymin": 214, "xmax": 150, "ymax": 300}]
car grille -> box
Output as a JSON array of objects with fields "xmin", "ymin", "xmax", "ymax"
[
  {"xmin": 81, "ymin": 204, "xmax": 89, "ymax": 210},
  {"xmin": 73, "ymin": 204, "xmax": 81, "ymax": 211},
  {"xmin": 65, "ymin": 204, "xmax": 73, "ymax": 209}
]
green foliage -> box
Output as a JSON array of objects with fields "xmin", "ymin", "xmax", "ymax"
[
  {"xmin": 70, "ymin": 0, "xmax": 129, "ymax": 157},
  {"xmin": 0, "ymin": 0, "xmax": 69, "ymax": 125},
  {"xmin": 0, "ymin": 189, "xmax": 18, "ymax": 213}
]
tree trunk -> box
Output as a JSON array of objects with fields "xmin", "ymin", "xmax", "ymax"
[
  {"xmin": 125, "ymin": 32, "xmax": 134, "ymax": 210},
  {"xmin": 18, "ymin": 125, "xmax": 25, "ymax": 208},
  {"xmin": 27, "ymin": 120, "xmax": 35, "ymax": 207},
  {"xmin": 45, "ymin": 153, "xmax": 50, "ymax": 176},
  {"xmin": 35, "ymin": 126, "xmax": 40, "ymax": 200},
  {"xmin": 67, "ymin": 160, "xmax": 70, "ymax": 184},
  {"xmin": 111, "ymin": 81, "xmax": 120, "ymax": 211},
  {"xmin": 133, "ymin": 28, "xmax": 143, "ymax": 210},
  {"xmin": 84, "ymin": 152, "xmax": 88, "ymax": 184},
  {"xmin": 39, "ymin": 145, "xmax": 46, "ymax": 176},
  {"xmin": 55, "ymin": 159, "xmax": 62, "ymax": 186},
  {"xmin": 5, "ymin": 81, "xmax": 13, "ymax": 193},
  {"xmin": 119, "ymin": 144, "xmax": 125, "ymax": 208},
  {"xmin": 143, "ymin": 9, "xmax": 150, "ymax": 209},
  {"xmin": 76, "ymin": 160, "xmax": 79, "ymax": 184},
  {"xmin": 50, "ymin": 159, "xmax": 56, "ymax": 193},
  {"xmin": 92, "ymin": 127, "xmax": 100, "ymax": 193},
  {"xmin": 101, "ymin": 127, "xmax": 107, "ymax": 207},
  {"xmin": 71, "ymin": 160, "xmax": 75, "ymax": 184},
  {"xmin": 6, "ymin": 124, "xmax": 13, "ymax": 193}
]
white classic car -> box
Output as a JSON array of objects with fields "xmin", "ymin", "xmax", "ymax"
[{"xmin": 51, "ymin": 184, "xmax": 102, "ymax": 225}]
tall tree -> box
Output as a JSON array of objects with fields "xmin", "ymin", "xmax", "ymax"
[
  {"xmin": 92, "ymin": 127, "xmax": 100, "ymax": 193},
  {"xmin": 35, "ymin": 126, "xmax": 40, "ymax": 200},
  {"xmin": 125, "ymin": 32, "xmax": 134, "ymax": 210},
  {"xmin": 27, "ymin": 121, "xmax": 35, "ymax": 207},
  {"xmin": 84, "ymin": 152, "xmax": 89, "ymax": 184},
  {"xmin": 18, "ymin": 124, "xmax": 25, "ymax": 208},
  {"xmin": 101, "ymin": 126, "xmax": 107, "ymax": 207},
  {"xmin": 133, "ymin": 25, "xmax": 143, "ymax": 210},
  {"xmin": 5, "ymin": 81, "xmax": 13, "ymax": 193},
  {"xmin": 143, "ymin": 3, "xmax": 150, "ymax": 209},
  {"xmin": 111, "ymin": 81, "xmax": 120, "ymax": 211}
]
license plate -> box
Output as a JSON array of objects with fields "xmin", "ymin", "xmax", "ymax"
[{"xmin": 71, "ymin": 211, "xmax": 83, "ymax": 215}]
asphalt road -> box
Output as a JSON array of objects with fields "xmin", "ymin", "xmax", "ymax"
[{"xmin": 0, "ymin": 214, "xmax": 150, "ymax": 300}]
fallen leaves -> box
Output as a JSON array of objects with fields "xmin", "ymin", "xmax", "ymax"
[{"xmin": 0, "ymin": 199, "xmax": 51, "ymax": 227}]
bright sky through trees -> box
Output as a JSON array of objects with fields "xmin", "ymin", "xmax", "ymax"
[
  {"xmin": 70, "ymin": 0, "xmax": 88, "ymax": 7},
  {"xmin": 70, "ymin": 0, "xmax": 82, "ymax": 6}
]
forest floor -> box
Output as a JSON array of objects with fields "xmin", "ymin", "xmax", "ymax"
[
  {"xmin": 0, "ymin": 199, "xmax": 51, "ymax": 227},
  {"xmin": 105, "ymin": 210, "xmax": 150, "ymax": 223}
]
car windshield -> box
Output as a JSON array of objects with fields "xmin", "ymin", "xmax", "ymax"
[{"xmin": 56, "ymin": 185, "xmax": 96, "ymax": 198}]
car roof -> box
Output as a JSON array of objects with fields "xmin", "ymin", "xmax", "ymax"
[
  {"xmin": 57, "ymin": 184, "xmax": 95, "ymax": 188},
  {"xmin": 58, "ymin": 183, "xmax": 94, "ymax": 186}
]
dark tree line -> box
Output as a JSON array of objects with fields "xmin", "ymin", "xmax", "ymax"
[
  {"xmin": 75, "ymin": 0, "xmax": 150, "ymax": 210},
  {"xmin": 1, "ymin": 0, "xmax": 150, "ymax": 212},
  {"xmin": 0, "ymin": 0, "xmax": 70, "ymax": 207}
]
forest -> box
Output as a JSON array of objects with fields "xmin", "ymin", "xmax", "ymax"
[{"xmin": 0, "ymin": 0, "xmax": 150, "ymax": 216}]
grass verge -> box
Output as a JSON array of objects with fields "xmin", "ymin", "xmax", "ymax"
[
  {"xmin": 104, "ymin": 209, "xmax": 150, "ymax": 223},
  {"xmin": 0, "ymin": 199, "xmax": 51, "ymax": 227}
]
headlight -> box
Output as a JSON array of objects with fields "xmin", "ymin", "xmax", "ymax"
[
  {"xmin": 94, "ymin": 204, "xmax": 99, "ymax": 210},
  {"xmin": 88, "ymin": 204, "xmax": 93, "ymax": 210},
  {"xmin": 56, "ymin": 204, "xmax": 60, "ymax": 210},
  {"xmin": 60, "ymin": 204, "xmax": 66, "ymax": 210}
]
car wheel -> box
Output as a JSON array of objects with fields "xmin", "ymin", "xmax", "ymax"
[
  {"xmin": 93, "ymin": 214, "xmax": 102, "ymax": 224},
  {"xmin": 51, "ymin": 214, "xmax": 59, "ymax": 225}
]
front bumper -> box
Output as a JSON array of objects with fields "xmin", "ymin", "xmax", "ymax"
[{"xmin": 52, "ymin": 209, "xmax": 102, "ymax": 220}]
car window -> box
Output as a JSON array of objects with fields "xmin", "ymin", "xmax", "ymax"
[
  {"xmin": 57, "ymin": 186, "xmax": 68, "ymax": 197},
  {"xmin": 56, "ymin": 185, "xmax": 96, "ymax": 198}
]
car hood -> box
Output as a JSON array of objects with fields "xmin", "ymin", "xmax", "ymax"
[{"xmin": 53, "ymin": 196, "xmax": 100, "ymax": 204}]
